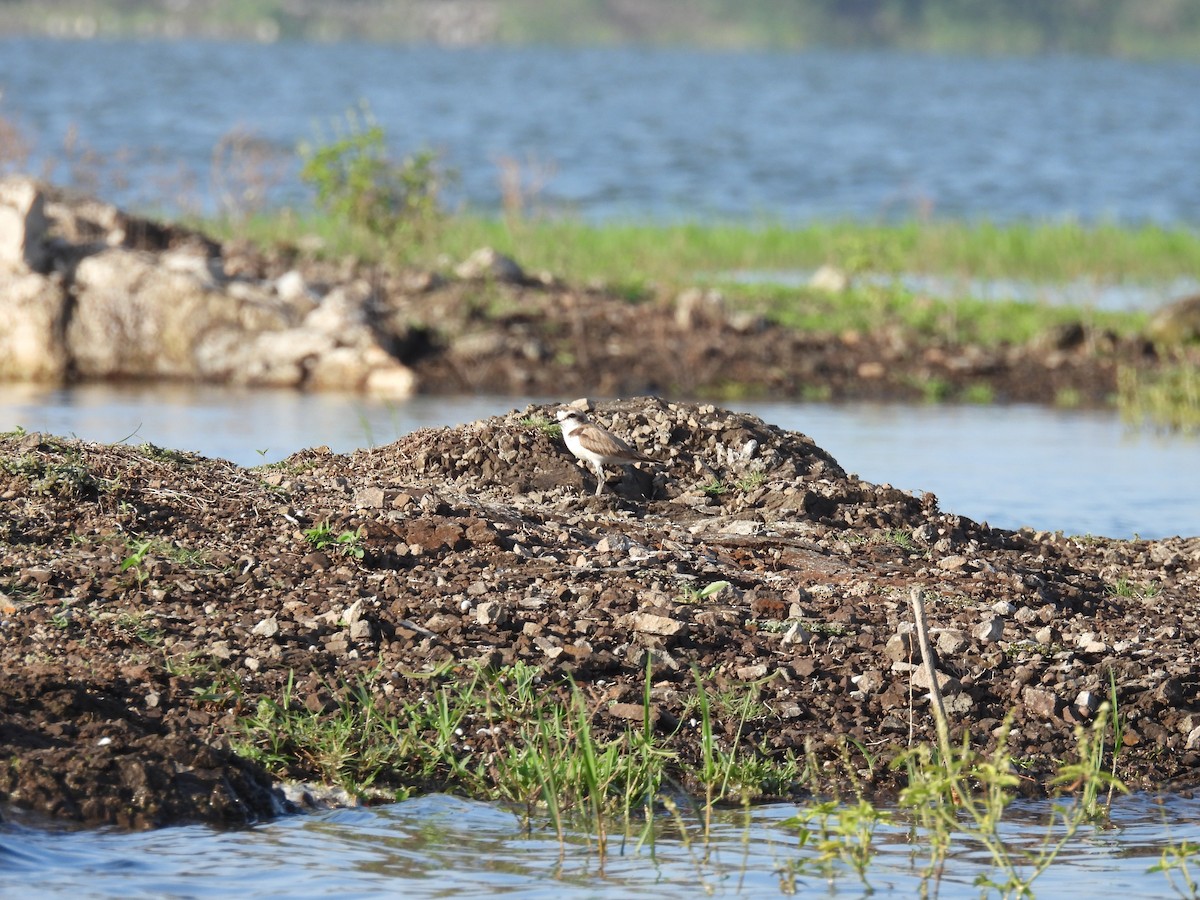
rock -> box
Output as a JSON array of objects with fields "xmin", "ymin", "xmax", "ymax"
[
  {"xmin": 975, "ymin": 618, "xmax": 1004, "ymax": 643},
  {"xmin": 883, "ymin": 632, "xmax": 914, "ymax": 663},
  {"xmin": 1149, "ymin": 293, "xmax": 1200, "ymax": 345},
  {"xmin": 938, "ymin": 554, "xmax": 970, "ymax": 571},
  {"xmin": 0, "ymin": 269, "xmax": 70, "ymax": 380},
  {"xmin": 454, "ymin": 246, "xmax": 525, "ymax": 282},
  {"xmin": 68, "ymin": 247, "xmax": 288, "ymax": 379},
  {"xmin": 1021, "ymin": 686, "xmax": 1062, "ymax": 720},
  {"xmin": 935, "ymin": 628, "xmax": 967, "ymax": 656},
  {"xmin": 912, "ymin": 666, "xmax": 961, "ymax": 695},
  {"xmin": 0, "ymin": 176, "xmax": 50, "ymax": 271},
  {"xmin": 809, "ymin": 264, "xmax": 848, "ymax": 293},
  {"xmin": 251, "ymin": 616, "xmax": 279, "ymax": 638},
  {"xmin": 620, "ymin": 612, "xmax": 687, "ymax": 637},
  {"xmin": 674, "ymin": 287, "xmax": 725, "ymax": 330}
]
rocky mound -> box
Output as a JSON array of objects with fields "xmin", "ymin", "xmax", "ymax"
[
  {"xmin": 4, "ymin": 175, "xmax": 1193, "ymax": 406},
  {"xmin": 1, "ymin": 398, "xmax": 1198, "ymax": 829}
]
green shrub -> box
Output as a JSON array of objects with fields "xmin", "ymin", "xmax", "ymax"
[{"xmin": 298, "ymin": 101, "xmax": 446, "ymax": 242}]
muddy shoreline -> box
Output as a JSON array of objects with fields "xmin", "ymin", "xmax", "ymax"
[{"xmin": 1, "ymin": 397, "xmax": 1197, "ymax": 830}]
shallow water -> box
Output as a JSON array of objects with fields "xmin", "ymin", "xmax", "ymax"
[
  {"xmin": 4, "ymin": 792, "xmax": 1199, "ymax": 899},
  {"xmin": 722, "ymin": 270, "xmax": 1200, "ymax": 312},
  {"xmin": 0, "ymin": 384, "xmax": 1195, "ymax": 540}
]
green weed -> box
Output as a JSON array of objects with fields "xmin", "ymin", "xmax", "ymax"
[
  {"xmin": 303, "ymin": 522, "xmax": 366, "ymax": 559},
  {"xmin": 519, "ymin": 414, "xmax": 562, "ymax": 439},
  {"xmin": 1150, "ymin": 840, "xmax": 1200, "ymax": 899},
  {"xmin": 1118, "ymin": 364, "xmax": 1200, "ymax": 432},
  {"xmin": 676, "ymin": 579, "xmax": 732, "ymax": 603},
  {"xmin": 298, "ymin": 101, "xmax": 446, "ymax": 245}
]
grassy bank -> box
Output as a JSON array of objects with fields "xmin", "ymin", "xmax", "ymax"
[
  {"xmin": 222, "ymin": 211, "xmax": 1200, "ymax": 349},
  {"xmin": 226, "ymin": 213, "xmax": 1200, "ymax": 289}
]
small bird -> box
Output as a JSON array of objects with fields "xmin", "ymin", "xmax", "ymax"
[{"xmin": 556, "ymin": 408, "xmax": 657, "ymax": 496}]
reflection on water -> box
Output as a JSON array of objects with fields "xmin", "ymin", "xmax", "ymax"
[
  {"xmin": 2, "ymin": 793, "xmax": 1198, "ymax": 899},
  {"xmin": 721, "ymin": 270, "xmax": 1200, "ymax": 312},
  {"xmin": 0, "ymin": 384, "xmax": 1196, "ymax": 539}
]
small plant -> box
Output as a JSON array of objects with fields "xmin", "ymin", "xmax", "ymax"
[
  {"xmin": 734, "ymin": 469, "xmax": 767, "ymax": 492},
  {"xmin": 962, "ymin": 382, "xmax": 996, "ymax": 404},
  {"xmin": 782, "ymin": 798, "xmax": 892, "ymax": 891},
  {"xmin": 303, "ymin": 522, "xmax": 366, "ymax": 559},
  {"xmin": 1118, "ymin": 364, "xmax": 1200, "ymax": 433},
  {"xmin": 1150, "ymin": 840, "xmax": 1200, "ymax": 899},
  {"xmin": 49, "ymin": 600, "xmax": 73, "ymax": 630},
  {"xmin": 298, "ymin": 101, "xmax": 446, "ymax": 243},
  {"xmin": 700, "ymin": 477, "xmax": 728, "ymax": 496},
  {"xmin": 137, "ymin": 442, "xmax": 193, "ymax": 465},
  {"xmin": 1107, "ymin": 576, "xmax": 1161, "ymax": 599},
  {"xmin": 520, "ymin": 414, "xmax": 561, "ymax": 439},
  {"xmin": 676, "ymin": 580, "xmax": 731, "ymax": 603},
  {"xmin": 2, "ymin": 452, "xmax": 106, "ymax": 499}
]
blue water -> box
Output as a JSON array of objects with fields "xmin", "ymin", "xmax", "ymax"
[
  {"xmin": 4, "ymin": 793, "xmax": 1199, "ymax": 899},
  {"xmin": 2, "ymin": 40, "xmax": 1199, "ymax": 224}
]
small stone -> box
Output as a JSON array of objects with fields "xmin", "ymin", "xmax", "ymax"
[
  {"xmin": 1022, "ymin": 686, "xmax": 1061, "ymax": 719},
  {"xmin": 475, "ymin": 601, "xmax": 508, "ymax": 626},
  {"xmin": 252, "ymin": 616, "xmax": 280, "ymax": 638},
  {"xmin": 975, "ymin": 619, "xmax": 1004, "ymax": 643},
  {"xmin": 1035, "ymin": 625, "xmax": 1061, "ymax": 646},
  {"xmin": 736, "ymin": 664, "xmax": 769, "ymax": 680},
  {"xmin": 1076, "ymin": 631, "xmax": 1107, "ymax": 653},
  {"xmin": 1187, "ymin": 726, "xmax": 1200, "ymax": 751},
  {"xmin": 424, "ymin": 613, "xmax": 459, "ymax": 634},
  {"xmin": 534, "ymin": 635, "xmax": 563, "ymax": 658},
  {"xmin": 621, "ymin": 612, "xmax": 687, "ymax": 637},
  {"xmin": 883, "ymin": 632, "xmax": 914, "ymax": 663},
  {"xmin": 935, "ymin": 628, "xmax": 967, "ymax": 656},
  {"xmin": 1074, "ymin": 690, "xmax": 1100, "ymax": 716},
  {"xmin": 992, "ymin": 600, "xmax": 1016, "ymax": 616},
  {"xmin": 781, "ymin": 621, "xmax": 813, "ymax": 645},
  {"xmin": 912, "ymin": 667, "xmax": 961, "ymax": 695},
  {"xmin": 938, "ymin": 555, "xmax": 969, "ymax": 571}
]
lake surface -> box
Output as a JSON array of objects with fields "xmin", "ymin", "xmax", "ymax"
[
  {"xmin": 1, "ymin": 385, "xmax": 1196, "ymax": 539},
  {"xmin": 2, "ymin": 40, "xmax": 1199, "ymax": 225},
  {"xmin": 5, "ymin": 792, "xmax": 1200, "ymax": 899},
  {"xmin": 3, "ymin": 38, "xmax": 1200, "ymax": 897}
]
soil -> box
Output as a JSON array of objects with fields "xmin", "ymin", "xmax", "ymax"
[
  {"xmin": 220, "ymin": 240, "xmax": 1175, "ymax": 407},
  {"xmin": 2, "ymin": 397, "xmax": 1198, "ymax": 830}
]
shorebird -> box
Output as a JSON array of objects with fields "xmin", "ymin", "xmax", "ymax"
[{"xmin": 556, "ymin": 408, "xmax": 657, "ymax": 496}]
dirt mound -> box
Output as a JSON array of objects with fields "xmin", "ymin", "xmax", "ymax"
[{"xmin": 2, "ymin": 398, "xmax": 1199, "ymax": 829}]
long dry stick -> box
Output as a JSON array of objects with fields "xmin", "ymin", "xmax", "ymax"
[{"xmin": 911, "ymin": 587, "xmax": 954, "ymax": 765}]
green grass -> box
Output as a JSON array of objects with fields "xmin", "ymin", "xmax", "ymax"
[
  {"xmin": 1118, "ymin": 364, "xmax": 1200, "ymax": 432},
  {"xmin": 228, "ymin": 656, "xmax": 1142, "ymax": 894},
  {"xmin": 216, "ymin": 213, "xmax": 1200, "ymax": 290},
  {"xmin": 212, "ymin": 211, "xmax": 1174, "ymax": 351}
]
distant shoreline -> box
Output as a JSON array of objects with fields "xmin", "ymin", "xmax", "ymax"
[{"xmin": 0, "ymin": 0, "xmax": 1198, "ymax": 60}]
